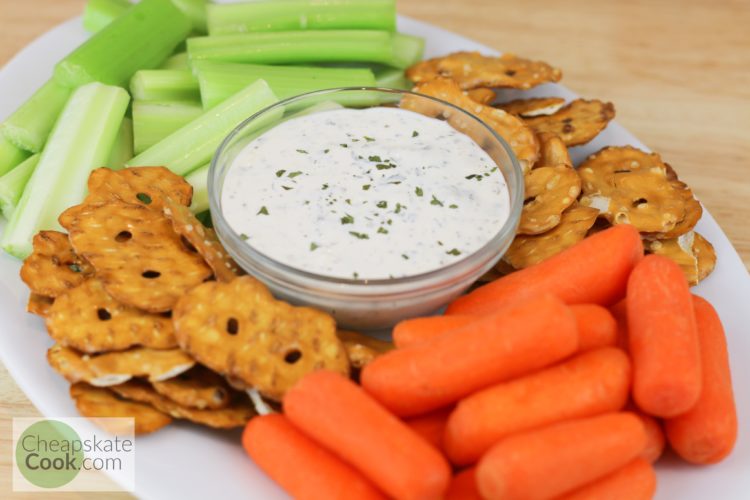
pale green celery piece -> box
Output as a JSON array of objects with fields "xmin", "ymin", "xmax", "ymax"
[
  {"xmin": 187, "ymin": 30, "xmax": 418, "ymax": 69},
  {"xmin": 54, "ymin": 0, "xmax": 191, "ymax": 88},
  {"xmin": 207, "ymin": 0, "xmax": 396, "ymax": 35},
  {"xmin": 132, "ymin": 100, "xmax": 203, "ymax": 154},
  {"xmin": 107, "ymin": 117, "xmax": 133, "ymax": 169},
  {"xmin": 192, "ymin": 61, "xmax": 376, "ymax": 108},
  {"xmin": 160, "ymin": 52, "xmax": 190, "ymax": 70},
  {"xmin": 0, "ymin": 79, "xmax": 72, "ymax": 153},
  {"xmin": 83, "ymin": 0, "xmax": 131, "ymax": 33},
  {"xmin": 1, "ymin": 83, "xmax": 129, "ymax": 259},
  {"xmin": 374, "ymin": 66, "xmax": 410, "ymax": 90},
  {"xmin": 126, "ymin": 80, "xmax": 278, "ymax": 176},
  {"xmin": 0, "ymin": 136, "xmax": 31, "ymax": 177},
  {"xmin": 0, "ymin": 154, "xmax": 40, "ymax": 217},
  {"xmin": 130, "ymin": 69, "xmax": 200, "ymax": 101},
  {"xmin": 171, "ymin": 0, "xmax": 208, "ymax": 34},
  {"xmin": 185, "ymin": 163, "xmax": 209, "ymax": 213}
]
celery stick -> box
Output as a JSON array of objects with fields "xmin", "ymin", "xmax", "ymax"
[
  {"xmin": 0, "ymin": 80, "xmax": 72, "ymax": 153},
  {"xmin": 0, "ymin": 154, "xmax": 40, "ymax": 217},
  {"xmin": 2, "ymin": 83, "xmax": 129, "ymax": 259},
  {"xmin": 187, "ymin": 31, "xmax": 422, "ymax": 69},
  {"xmin": 130, "ymin": 69, "xmax": 200, "ymax": 101},
  {"xmin": 126, "ymin": 80, "xmax": 278, "ymax": 176},
  {"xmin": 172, "ymin": 0, "xmax": 208, "ymax": 34},
  {"xmin": 193, "ymin": 61, "xmax": 376, "ymax": 108},
  {"xmin": 83, "ymin": 0, "xmax": 131, "ymax": 33},
  {"xmin": 374, "ymin": 66, "xmax": 410, "ymax": 90},
  {"xmin": 160, "ymin": 52, "xmax": 190, "ymax": 70},
  {"xmin": 107, "ymin": 117, "xmax": 134, "ymax": 169},
  {"xmin": 207, "ymin": 0, "xmax": 396, "ymax": 35},
  {"xmin": 133, "ymin": 101, "xmax": 203, "ymax": 154},
  {"xmin": 186, "ymin": 163, "xmax": 209, "ymax": 213},
  {"xmin": 0, "ymin": 136, "xmax": 31, "ymax": 177},
  {"xmin": 55, "ymin": 0, "xmax": 191, "ymax": 88}
]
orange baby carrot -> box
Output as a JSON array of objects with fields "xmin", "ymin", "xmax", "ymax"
[
  {"xmin": 445, "ymin": 347, "xmax": 631, "ymax": 465},
  {"xmin": 557, "ymin": 458, "xmax": 656, "ymax": 500},
  {"xmin": 635, "ymin": 412, "xmax": 666, "ymax": 463},
  {"xmin": 571, "ymin": 304, "xmax": 618, "ymax": 351},
  {"xmin": 627, "ymin": 254, "xmax": 702, "ymax": 417},
  {"xmin": 445, "ymin": 468, "xmax": 482, "ymax": 500},
  {"xmin": 284, "ymin": 371, "xmax": 451, "ymax": 500},
  {"xmin": 664, "ymin": 295, "xmax": 738, "ymax": 464},
  {"xmin": 393, "ymin": 315, "xmax": 477, "ymax": 348},
  {"xmin": 447, "ymin": 224, "xmax": 643, "ymax": 315},
  {"xmin": 403, "ymin": 407, "xmax": 452, "ymax": 452},
  {"xmin": 362, "ymin": 294, "xmax": 578, "ymax": 416},
  {"xmin": 476, "ymin": 412, "xmax": 647, "ymax": 500},
  {"xmin": 242, "ymin": 414, "xmax": 385, "ymax": 500}
]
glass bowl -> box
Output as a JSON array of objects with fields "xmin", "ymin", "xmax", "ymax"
[{"xmin": 209, "ymin": 88, "xmax": 523, "ymax": 331}]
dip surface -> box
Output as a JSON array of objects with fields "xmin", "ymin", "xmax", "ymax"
[{"xmin": 221, "ymin": 107, "xmax": 510, "ymax": 280}]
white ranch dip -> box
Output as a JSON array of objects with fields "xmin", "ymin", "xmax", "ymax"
[{"xmin": 221, "ymin": 107, "xmax": 510, "ymax": 280}]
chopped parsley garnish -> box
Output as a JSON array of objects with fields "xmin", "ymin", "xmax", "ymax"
[
  {"xmin": 136, "ymin": 192, "xmax": 152, "ymax": 204},
  {"xmin": 465, "ymin": 174, "xmax": 483, "ymax": 181},
  {"xmin": 345, "ymin": 199, "xmax": 352, "ymax": 205},
  {"xmin": 388, "ymin": 181, "xmax": 402, "ymax": 185},
  {"xmin": 349, "ymin": 231, "xmax": 369, "ymax": 240},
  {"xmin": 69, "ymin": 263, "xmax": 82, "ymax": 273},
  {"xmin": 412, "ymin": 130, "xmax": 419, "ymax": 137},
  {"xmin": 340, "ymin": 143, "xmax": 348, "ymax": 148},
  {"xmin": 324, "ymin": 149, "xmax": 330, "ymax": 154},
  {"xmin": 446, "ymin": 248, "xmax": 462, "ymax": 256},
  {"xmin": 377, "ymin": 227, "xmax": 389, "ymax": 234},
  {"xmin": 449, "ymin": 204, "xmax": 458, "ymax": 209},
  {"xmin": 340, "ymin": 214, "xmax": 354, "ymax": 224},
  {"xmin": 376, "ymin": 163, "xmax": 396, "ymax": 170},
  {"xmin": 394, "ymin": 203, "xmax": 404, "ymax": 214},
  {"xmin": 364, "ymin": 136, "xmax": 375, "ymax": 142},
  {"xmin": 257, "ymin": 206, "xmax": 269, "ymax": 215},
  {"xmin": 351, "ymin": 138, "xmax": 360, "ymax": 142},
  {"xmin": 387, "ymin": 219, "xmax": 393, "ymax": 225},
  {"xmin": 415, "ymin": 186, "xmax": 423, "ymax": 197},
  {"xmin": 239, "ymin": 233, "xmax": 249, "ymax": 240},
  {"xmin": 368, "ymin": 155, "xmax": 382, "ymax": 162},
  {"xmin": 288, "ymin": 171, "xmax": 303, "ymax": 178},
  {"xmin": 309, "ymin": 242, "xmax": 319, "ymax": 251},
  {"xmin": 282, "ymin": 186, "xmax": 293, "ymax": 191},
  {"xmin": 275, "ymin": 169, "xmax": 286, "ymax": 177},
  {"xmin": 322, "ymin": 183, "xmax": 329, "ymax": 190},
  {"xmin": 296, "ymin": 149, "xmax": 308, "ymax": 154},
  {"xmin": 430, "ymin": 195, "xmax": 444, "ymax": 207},
  {"xmin": 353, "ymin": 272, "xmax": 359, "ymax": 279},
  {"xmin": 362, "ymin": 184, "xmax": 371, "ymax": 191},
  {"xmin": 401, "ymin": 254, "xmax": 409, "ymax": 260},
  {"xmin": 376, "ymin": 201, "xmax": 387, "ymax": 208},
  {"xmin": 437, "ymin": 240, "xmax": 444, "ymax": 246}
]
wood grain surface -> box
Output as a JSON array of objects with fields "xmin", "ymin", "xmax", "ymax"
[{"xmin": 0, "ymin": 0, "xmax": 748, "ymax": 498}]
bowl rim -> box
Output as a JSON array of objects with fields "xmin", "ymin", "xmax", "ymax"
[{"xmin": 209, "ymin": 86, "xmax": 524, "ymax": 288}]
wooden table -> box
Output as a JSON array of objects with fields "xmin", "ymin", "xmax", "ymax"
[{"xmin": 0, "ymin": 0, "xmax": 748, "ymax": 498}]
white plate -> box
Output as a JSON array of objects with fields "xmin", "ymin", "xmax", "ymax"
[{"xmin": 1, "ymin": 11, "xmax": 749, "ymax": 500}]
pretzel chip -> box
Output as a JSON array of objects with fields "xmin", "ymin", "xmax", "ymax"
[
  {"xmin": 28, "ymin": 294, "xmax": 54, "ymax": 317},
  {"xmin": 647, "ymin": 164, "xmax": 703, "ymax": 239},
  {"xmin": 46, "ymin": 279, "xmax": 177, "ymax": 353},
  {"xmin": 505, "ymin": 204, "xmax": 599, "ymax": 269},
  {"xmin": 465, "ymin": 88, "xmax": 496, "ymax": 105},
  {"xmin": 497, "ymin": 97, "xmax": 566, "ymax": 118},
  {"xmin": 536, "ymin": 132, "xmax": 572, "ymax": 168},
  {"xmin": 48, "ymin": 344, "xmax": 195, "ymax": 387},
  {"xmin": 20, "ymin": 231, "xmax": 94, "ymax": 298},
  {"xmin": 407, "ymin": 51, "xmax": 562, "ymax": 90},
  {"xmin": 579, "ymin": 146, "xmax": 687, "ymax": 234},
  {"xmin": 524, "ymin": 99, "xmax": 615, "ymax": 147},
  {"xmin": 63, "ymin": 201, "xmax": 212, "ymax": 312},
  {"xmin": 163, "ymin": 198, "xmax": 242, "ymax": 283},
  {"xmin": 70, "ymin": 383, "xmax": 172, "ymax": 435},
  {"xmin": 336, "ymin": 330, "xmax": 393, "ymax": 370},
  {"xmin": 152, "ymin": 365, "xmax": 232, "ymax": 410},
  {"xmin": 173, "ymin": 276, "xmax": 349, "ymax": 401},
  {"xmin": 111, "ymin": 380, "xmax": 255, "ymax": 429},
  {"xmin": 519, "ymin": 165, "xmax": 581, "ymax": 235},
  {"xmin": 645, "ymin": 231, "xmax": 716, "ymax": 285},
  {"xmin": 408, "ymin": 78, "xmax": 539, "ymax": 172}
]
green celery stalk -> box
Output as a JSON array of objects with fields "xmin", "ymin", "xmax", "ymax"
[
  {"xmin": 185, "ymin": 163, "xmax": 209, "ymax": 213},
  {"xmin": 0, "ymin": 154, "xmax": 40, "ymax": 217},
  {"xmin": 126, "ymin": 80, "xmax": 278, "ymax": 176},
  {"xmin": 130, "ymin": 69, "xmax": 200, "ymax": 101},
  {"xmin": 0, "ymin": 136, "xmax": 31, "ymax": 177},
  {"xmin": 2, "ymin": 83, "xmax": 129, "ymax": 259},
  {"xmin": 54, "ymin": 0, "xmax": 191, "ymax": 88},
  {"xmin": 0, "ymin": 80, "xmax": 72, "ymax": 152},
  {"xmin": 83, "ymin": 0, "xmax": 131, "ymax": 33},
  {"xmin": 207, "ymin": 0, "xmax": 396, "ymax": 35},
  {"xmin": 132, "ymin": 100, "xmax": 203, "ymax": 154},
  {"xmin": 187, "ymin": 31, "xmax": 423, "ymax": 69},
  {"xmin": 193, "ymin": 61, "xmax": 376, "ymax": 108},
  {"xmin": 160, "ymin": 52, "xmax": 190, "ymax": 70},
  {"xmin": 107, "ymin": 117, "xmax": 134, "ymax": 169},
  {"xmin": 172, "ymin": 0, "xmax": 208, "ymax": 34},
  {"xmin": 374, "ymin": 66, "xmax": 410, "ymax": 89}
]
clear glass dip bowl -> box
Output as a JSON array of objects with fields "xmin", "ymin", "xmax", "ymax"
[{"xmin": 209, "ymin": 88, "xmax": 523, "ymax": 331}]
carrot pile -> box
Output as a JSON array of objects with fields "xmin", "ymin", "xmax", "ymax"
[{"xmin": 241, "ymin": 224, "xmax": 737, "ymax": 500}]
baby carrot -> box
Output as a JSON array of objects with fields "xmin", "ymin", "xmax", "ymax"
[
  {"xmin": 571, "ymin": 304, "xmax": 618, "ymax": 351},
  {"xmin": 476, "ymin": 412, "xmax": 647, "ymax": 500},
  {"xmin": 242, "ymin": 414, "xmax": 385, "ymax": 500},
  {"xmin": 557, "ymin": 458, "xmax": 656, "ymax": 500},
  {"xmin": 393, "ymin": 315, "xmax": 477, "ymax": 348},
  {"xmin": 446, "ymin": 224, "xmax": 643, "ymax": 315},
  {"xmin": 403, "ymin": 407, "xmax": 452, "ymax": 452},
  {"xmin": 445, "ymin": 347, "xmax": 631, "ymax": 465},
  {"xmin": 665, "ymin": 295, "xmax": 738, "ymax": 464},
  {"xmin": 284, "ymin": 371, "xmax": 451, "ymax": 500},
  {"xmin": 627, "ymin": 254, "xmax": 702, "ymax": 417},
  {"xmin": 446, "ymin": 468, "xmax": 482, "ymax": 500},
  {"xmin": 362, "ymin": 294, "xmax": 578, "ymax": 416},
  {"xmin": 636, "ymin": 412, "xmax": 666, "ymax": 463}
]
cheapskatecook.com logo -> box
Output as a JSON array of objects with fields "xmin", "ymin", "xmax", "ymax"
[{"xmin": 12, "ymin": 417, "xmax": 135, "ymax": 492}]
